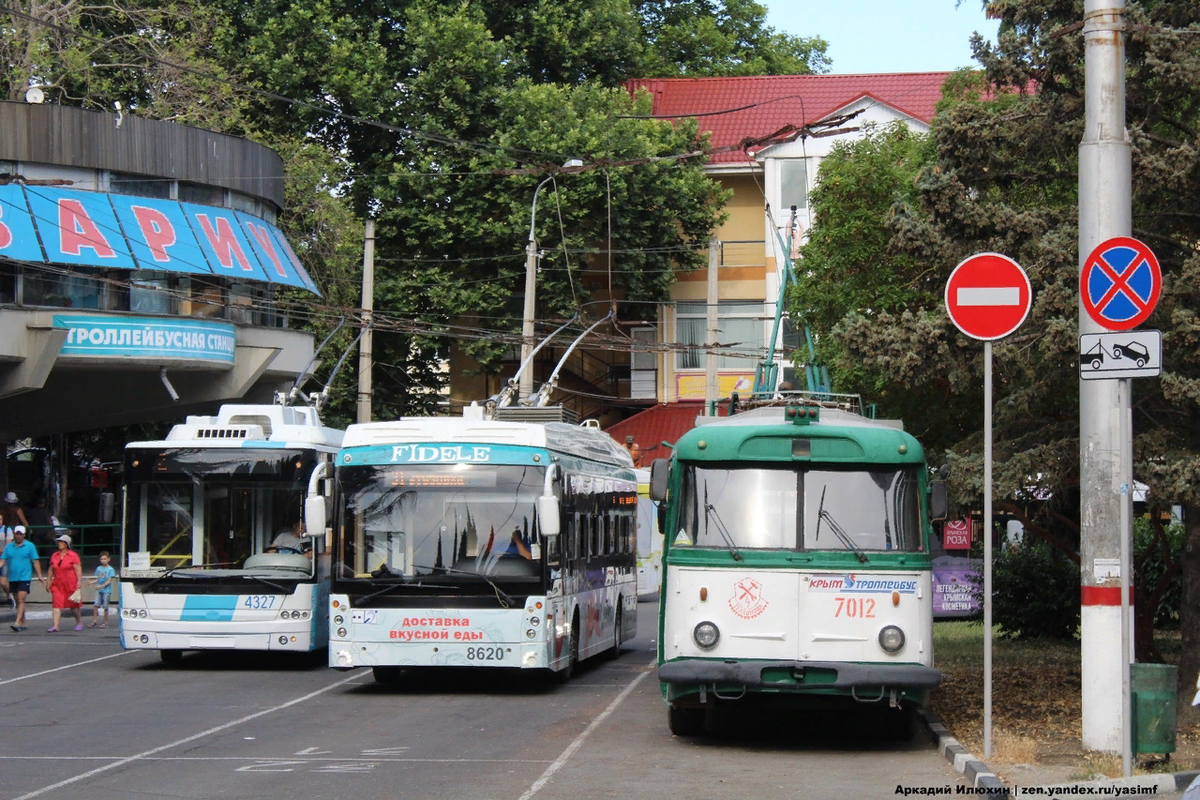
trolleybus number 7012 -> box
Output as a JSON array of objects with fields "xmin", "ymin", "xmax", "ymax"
[{"xmin": 833, "ymin": 597, "xmax": 875, "ymax": 618}]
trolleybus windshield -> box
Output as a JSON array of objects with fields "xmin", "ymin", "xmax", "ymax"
[
  {"xmin": 124, "ymin": 448, "xmax": 317, "ymax": 577},
  {"xmin": 679, "ymin": 464, "xmax": 923, "ymax": 552},
  {"xmin": 335, "ymin": 464, "xmax": 545, "ymax": 582}
]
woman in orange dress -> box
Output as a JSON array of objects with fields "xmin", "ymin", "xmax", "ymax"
[{"xmin": 47, "ymin": 533, "xmax": 83, "ymax": 632}]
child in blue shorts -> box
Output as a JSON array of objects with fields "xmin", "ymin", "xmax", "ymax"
[{"xmin": 87, "ymin": 551, "xmax": 116, "ymax": 628}]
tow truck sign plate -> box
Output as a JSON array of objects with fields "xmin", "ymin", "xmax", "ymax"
[{"xmin": 1079, "ymin": 330, "xmax": 1162, "ymax": 380}]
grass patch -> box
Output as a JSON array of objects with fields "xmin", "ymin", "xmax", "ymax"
[
  {"xmin": 934, "ymin": 620, "xmax": 1080, "ymax": 671},
  {"xmin": 992, "ymin": 728, "xmax": 1038, "ymax": 763}
]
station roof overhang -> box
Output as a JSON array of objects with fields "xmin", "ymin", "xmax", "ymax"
[{"xmin": 0, "ymin": 308, "xmax": 317, "ymax": 440}]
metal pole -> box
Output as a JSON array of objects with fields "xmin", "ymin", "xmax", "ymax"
[
  {"xmin": 704, "ymin": 239, "xmax": 719, "ymax": 413},
  {"xmin": 356, "ymin": 220, "xmax": 375, "ymax": 425},
  {"xmin": 520, "ymin": 177, "xmax": 553, "ymax": 402},
  {"xmin": 1080, "ymin": 0, "xmax": 1131, "ymax": 752},
  {"xmin": 1119, "ymin": 377, "xmax": 1132, "ymax": 776},
  {"xmin": 984, "ymin": 340, "xmax": 993, "ymax": 759}
]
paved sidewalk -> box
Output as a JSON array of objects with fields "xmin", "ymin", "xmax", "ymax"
[{"xmin": 922, "ymin": 708, "xmax": 1199, "ymax": 797}]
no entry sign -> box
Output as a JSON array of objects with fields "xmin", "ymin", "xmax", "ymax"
[
  {"xmin": 945, "ymin": 253, "xmax": 1032, "ymax": 340},
  {"xmin": 1080, "ymin": 236, "xmax": 1161, "ymax": 331}
]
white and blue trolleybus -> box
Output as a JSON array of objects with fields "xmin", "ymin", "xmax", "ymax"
[
  {"xmin": 119, "ymin": 402, "xmax": 343, "ymax": 661},
  {"xmin": 326, "ymin": 406, "xmax": 638, "ymax": 682}
]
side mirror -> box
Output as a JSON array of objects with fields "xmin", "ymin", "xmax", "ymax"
[
  {"xmin": 650, "ymin": 458, "xmax": 669, "ymax": 503},
  {"xmin": 929, "ymin": 480, "xmax": 948, "ymax": 523},
  {"xmin": 537, "ymin": 495, "xmax": 561, "ymax": 537},
  {"xmin": 304, "ymin": 495, "xmax": 327, "ymax": 536}
]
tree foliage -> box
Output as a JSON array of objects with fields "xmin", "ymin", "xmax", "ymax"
[{"xmin": 794, "ymin": 0, "xmax": 1200, "ymax": 709}]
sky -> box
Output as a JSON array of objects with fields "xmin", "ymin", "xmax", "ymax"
[{"xmin": 766, "ymin": 0, "xmax": 1001, "ymax": 75}]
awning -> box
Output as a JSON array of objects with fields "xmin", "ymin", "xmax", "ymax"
[{"xmin": 0, "ymin": 184, "xmax": 319, "ymax": 295}]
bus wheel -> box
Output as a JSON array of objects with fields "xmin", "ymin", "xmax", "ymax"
[
  {"xmin": 606, "ymin": 604, "xmax": 623, "ymax": 659},
  {"xmin": 668, "ymin": 705, "xmax": 706, "ymax": 737},
  {"xmin": 160, "ymin": 649, "xmax": 183, "ymax": 664},
  {"xmin": 555, "ymin": 613, "xmax": 580, "ymax": 684},
  {"xmin": 372, "ymin": 666, "xmax": 404, "ymax": 684}
]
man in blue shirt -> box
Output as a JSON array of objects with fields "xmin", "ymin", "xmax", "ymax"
[{"xmin": 1, "ymin": 526, "xmax": 45, "ymax": 632}]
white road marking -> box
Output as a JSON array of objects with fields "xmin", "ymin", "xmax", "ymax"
[
  {"xmin": 10, "ymin": 672, "xmax": 365, "ymax": 800},
  {"xmin": 517, "ymin": 665, "xmax": 652, "ymax": 800},
  {"xmin": 0, "ymin": 762, "xmax": 552, "ymax": 767},
  {"xmin": 0, "ymin": 650, "xmax": 132, "ymax": 685},
  {"xmin": 957, "ymin": 287, "xmax": 1020, "ymax": 306}
]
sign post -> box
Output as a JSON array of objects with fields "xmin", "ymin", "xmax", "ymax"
[
  {"xmin": 945, "ymin": 252, "xmax": 1032, "ymax": 759},
  {"xmin": 1080, "ymin": 234, "xmax": 1162, "ymax": 775}
]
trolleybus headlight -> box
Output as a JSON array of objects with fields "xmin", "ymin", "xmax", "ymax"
[
  {"xmin": 878, "ymin": 625, "xmax": 906, "ymax": 654},
  {"xmin": 693, "ymin": 621, "xmax": 720, "ymax": 649},
  {"xmin": 138, "ymin": 609, "xmax": 148, "ymax": 618},
  {"xmin": 529, "ymin": 616, "xmax": 540, "ymax": 626},
  {"xmin": 336, "ymin": 627, "xmax": 347, "ymax": 638},
  {"xmin": 334, "ymin": 615, "xmax": 344, "ymax": 625},
  {"xmin": 300, "ymin": 611, "xmax": 310, "ymax": 619},
  {"xmin": 280, "ymin": 610, "xmax": 291, "ymax": 620}
]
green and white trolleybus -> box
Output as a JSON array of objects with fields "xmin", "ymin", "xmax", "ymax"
[
  {"xmin": 326, "ymin": 406, "xmax": 638, "ymax": 682},
  {"xmin": 120, "ymin": 402, "xmax": 342, "ymax": 661},
  {"xmin": 650, "ymin": 395, "xmax": 947, "ymax": 735}
]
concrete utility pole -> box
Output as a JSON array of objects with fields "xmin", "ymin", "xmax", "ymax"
[
  {"xmin": 356, "ymin": 219, "xmax": 375, "ymax": 425},
  {"xmin": 1079, "ymin": 0, "xmax": 1133, "ymax": 754},
  {"xmin": 704, "ymin": 239, "xmax": 719, "ymax": 413}
]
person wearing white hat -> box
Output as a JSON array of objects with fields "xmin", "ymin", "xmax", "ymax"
[
  {"xmin": 47, "ymin": 532, "xmax": 83, "ymax": 632},
  {"xmin": 0, "ymin": 526, "xmax": 44, "ymax": 631},
  {"xmin": 1, "ymin": 491, "xmax": 28, "ymax": 530}
]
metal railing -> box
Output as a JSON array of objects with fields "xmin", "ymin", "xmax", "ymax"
[{"xmin": 24, "ymin": 523, "xmax": 121, "ymax": 559}]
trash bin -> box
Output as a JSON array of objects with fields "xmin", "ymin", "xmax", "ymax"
[{"xmin": 1131, "ymin": 663, "xmax": 1177, "ymax": 755}]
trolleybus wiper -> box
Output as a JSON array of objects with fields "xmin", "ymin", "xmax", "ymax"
[
  {"xmin": 352, "ymin": 578, "xmax": 460, "ymax": 607},
  {"xmin": 413, "ymin": 564, "xmax": 518, "ymax": 609},
  {"xmin": 242, "ymin": 574, "xmax": 289, "ymax": 593},
  {"xmin": 139, "ymin": 561, "xmax": 239, "ymax": 592},
  {"xmin": 703, "ymin": 481, "xmax": 743, "ymax": 561},
  {"xmin": 815, "ymin": 485, "xmax": 869, "ymax": 563}
]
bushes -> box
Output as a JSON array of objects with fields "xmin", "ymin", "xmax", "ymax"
[
  {"xmin": 990, "ymin": 538, "xmax": 1080, "ymax": 640},
  {"xmin": 969, "ymin": 518, "xmax": 1183, "ymax": 641}
]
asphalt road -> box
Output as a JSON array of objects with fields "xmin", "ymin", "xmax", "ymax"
[{"xmin": 0, "ymin": 601, "xmax": 969, "ymax": 800}]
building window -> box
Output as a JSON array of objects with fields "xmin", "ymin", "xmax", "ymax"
[
  {"xmin": 111, "ymin": 172, "xmax": 171, "ymax": 200},
  {"xmin": 0, "ymin": 262, "xmax": 15, "ymax": 304},
  {"xmin": 780, "ymin": 159, "xmax": 808, "ymax": 211},
  {"xmin": 675, "ymin": 302, "xmax": 766, "ymax": 370},
  {"xmin": 179, "ymin": 182, "xmax": 225, "ymax": 206},
  {"xmin": 130, "ymin": 272, "xmax": 173, "ymax": 315}
]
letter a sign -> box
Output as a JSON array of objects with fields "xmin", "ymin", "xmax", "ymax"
[{"xmin": 945, "ymin": 253, "xmax": 1032, "ymax": 341}]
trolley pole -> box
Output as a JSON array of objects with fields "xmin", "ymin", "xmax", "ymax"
[{"xmin": 1079, "ymin": 0, "xmax": 1133, "ymax": 756}]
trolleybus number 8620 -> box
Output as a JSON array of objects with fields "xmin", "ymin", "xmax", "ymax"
[{"xmin": 466, "ymin": 646, "xmax": 506, "ymax": 661}]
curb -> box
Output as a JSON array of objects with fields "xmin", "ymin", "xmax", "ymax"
[
  {"xmin": 920, "ymin": 708, "xmax": 1009, "ymax": 795},
  {"xmin": 919, "ymin": 708, "xmax": 1200, "ymax": 797}
]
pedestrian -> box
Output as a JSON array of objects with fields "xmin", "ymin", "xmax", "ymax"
[
  {"xmin": 1, "ymin": 491, "xmax": 28, "ymax": 530},
  {"xmin": 0, "ymin": 522, "xmax": 12, "ymax": 607},
  {"xmin": 26, "ymin": 495, "xmax": 50, "ymax": 545},
  {"xmin": 0, "ymin": 526, "xmax": 45, "ymax": 632},
  {"xmin": 87, "ymin": 550, "xmax": 116, "ymax": 628},
  {"xmin": 46, "ymin": 532, "xmax": 83, "ymax": 633}
]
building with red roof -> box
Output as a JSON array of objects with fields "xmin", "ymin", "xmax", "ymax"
[{"xmin": 616, "ymin": 73, "xmax": 951, "ymax": 412}]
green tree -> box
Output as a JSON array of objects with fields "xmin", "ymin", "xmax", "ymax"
[
  {"xmin": 635, "ymin": 0, "xmax": 830, "ymax": 76},
  {"xmin": 793, "ymin": 0, "xmax": 1200, "ymax": 711}
]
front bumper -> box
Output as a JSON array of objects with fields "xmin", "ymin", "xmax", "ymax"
[{"xmin": 658, "ymin": 659, "xmax": 941, "ymax": 690}]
